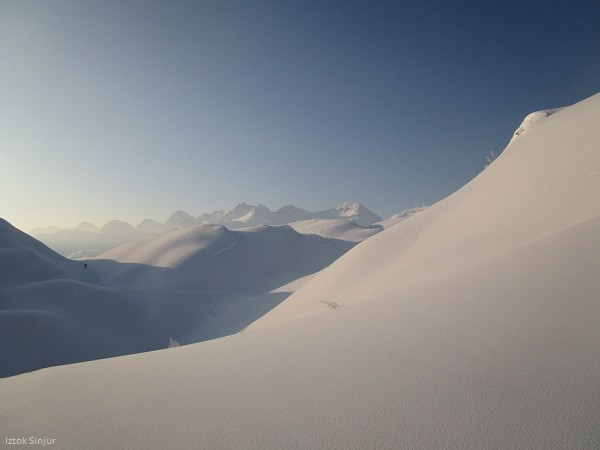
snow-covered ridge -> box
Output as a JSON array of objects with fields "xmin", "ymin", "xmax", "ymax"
[
  {"xmin": 253, "ymin": 93, "xmax": 600, "ymax": 327},
  {"xmin": 509, "ymin": 108, "xmax": 564, "ymax": 143},
  {"xmin": 375, "ymin": 206, "xmax": 427, "ymax": 229}
]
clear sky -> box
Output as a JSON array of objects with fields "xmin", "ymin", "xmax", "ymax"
[{"xmin": 2, "ymin": 0, "xmax": 599, "ymax": 231}]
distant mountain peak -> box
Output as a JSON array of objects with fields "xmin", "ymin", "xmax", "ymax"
[
  {"xmin": 335, "ymin": 202, "xmax": 363, "ymax": 213},
  {"xmin": 164, "ymin": 210, "xmax": 197, "ymax": 228},
  {"xmin": 329, "ymin": 202, "xmax": 381, "ymax": 227},
  {"xmin": 102, "ymin": 220, "xmax": 136, "ymax": 232},
  {"xmin": 76, "ymin": 221, "xmax": 99, "ymax": 232}
]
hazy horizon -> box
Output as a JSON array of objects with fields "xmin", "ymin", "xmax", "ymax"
[
  {"xmin": 26, "ymin": 199, "xmax": 400, "ymax": 232},
  {"xmin": 3, "ymin": 1, "xmax": 600, "ymax": 231}
]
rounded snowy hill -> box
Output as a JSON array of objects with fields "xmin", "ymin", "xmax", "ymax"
[
  {"xmin": 0, "ymin": 219, "xmax": 92, "ymax": 286},
  {"xmin": 92, "ymin": 224, "xmax": 355, "ymax": 293}
]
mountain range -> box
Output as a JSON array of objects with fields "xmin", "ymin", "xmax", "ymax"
[{"xmin": 29, "ymin": 202, "xmax": 407, "ymax": 257}]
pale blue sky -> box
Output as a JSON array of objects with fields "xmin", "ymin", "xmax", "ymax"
[{"xmin": 2, "ymin": 1, "xmax": 599, "ymax": 231}]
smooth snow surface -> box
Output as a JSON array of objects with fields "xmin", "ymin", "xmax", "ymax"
[
  {"xmin": 288, "ymin": 218, "xmax": 382, "ymax": 241},
  {"xmin": 375, "ymin": 206, "xmax": 427, "ymax": 229},
  {"xmin": 91, "ymin": 224, "xmax": 354, "ymax": 293},
  {"xmin": 253, "ymin": 94, "xmax": 600, "ymax": 327},
  {"xmin": 1, "ymin": 93, "xmax": 599, "ymax": 447}
]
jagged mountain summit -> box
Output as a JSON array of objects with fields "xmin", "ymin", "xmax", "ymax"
[{"xmin": 193, "ymin": 201, "xmax": 383, "ymax": 229}]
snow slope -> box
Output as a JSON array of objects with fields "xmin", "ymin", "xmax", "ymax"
[
  {"xmin": 0, "ymin": 221, "xmax": 165, "ymax": 377},
  {"xmin": 375, "ymin": 206, "xmax": 427, "ymax": 229},
  {"xmin": 253, "ymin": 93, "xmax": 600, "ymax": 327},
  {"xmin": 509, "ymin": 108, "xmax": 564, "ymax": 143},
  {"xmin": 1, "ymin": 216, "xmax": 598, "ymax": 447},
  {"xmin": 1, "ymin": 220, "xmax": 354, "ymax": 377},
  {"xmin": 288, "ymin": 218, "xmax": 383, "ymax": 241},
  {"xmin": 1, "ymin": 93, "xmax": 599, "ymax": 447},
  {"xmin": 91, "ymin": 224, "xmax": 355, "ymax": 293},
  {"xmin": 0, "ymin": 219, "xmax": 92, "ymax": 286}
]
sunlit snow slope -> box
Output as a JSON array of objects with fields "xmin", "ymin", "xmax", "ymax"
[{"xmin": 253, "ymin": 93, "xmax": 600, "ymax": 327}]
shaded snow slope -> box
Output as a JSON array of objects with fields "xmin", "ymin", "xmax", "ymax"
[
  {"xmin": 1, "ymin": 222, "xmax": 353, "ymax": 376},
  {"xmin": 0, "ymin": 219, "xmax": 92, "ymax": 286},
  {"xmin": 92, "ymin": 224, "xmax": 355, "ymax": 293},
  {"xmin": 0, "ymin": 221, "xmax": 163, "ymax": 377},
  {"xmin": 253, "ymin": 94, "xmax": 600, "ymax": 328}
]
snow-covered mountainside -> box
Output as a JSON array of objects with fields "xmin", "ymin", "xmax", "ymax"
[
  {"xmin": 0, "ymin": 219, "xmax": 92, "ymax": 286},
  {"xmin": 253, "ymin": 94, "xmax": 600, "ymax": 328},
  {"xmin": 0, "ymin": 220, "xmax": 354, "ymax": 377},
  {"xmin": 288, "ymin": 218, "xmax": 383, "ymax": 242},
  {"xmin": 375, "ymin": 206, "xmax": 427, "ymax": 229},
  {"xmin": 2, "ymin": 93, "xmax": 596, "ymax": 447},
  {"xmin": 92, "ymin": 224, "xmax": 354, "ymax": 293},
  {"xmin": 509, "ymin": 108, "xmax": 564, "ymax": 143}
]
